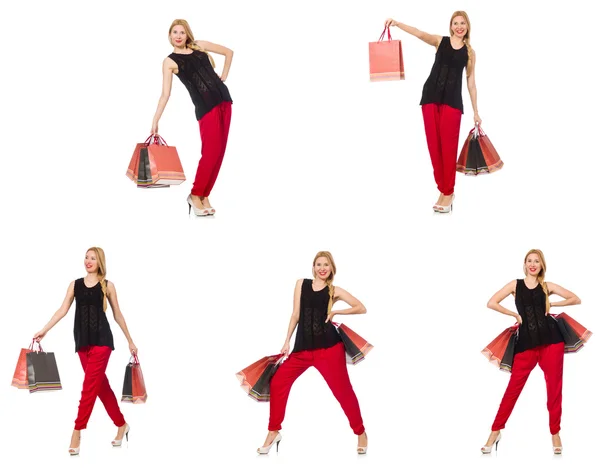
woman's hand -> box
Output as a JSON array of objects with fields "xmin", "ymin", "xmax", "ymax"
[
  {"xmin": 33, "ymin": 329, "xmax": 47, "ymax": 342},
  {"xmin": 514, "ymin": 314, "xmax": 523, "ymax": 325},
  {"xmin": 280, "ymin": 341, "xmax": 290, "ymax": 357},
  {"xmin": 325, "ymin": 310, "xmax": 337, "ymax": 323},
  {"xmin": 151, "ymin": 121, "xmax": 159, "ymax": 135},
  {"xmin": 129, "ymin": 342, "xmax": 138, "ymax": 356},
  {"xmin": 474, "ymin": 113, "xmax": 482, "ymax": 126},
  {"xmin": 385, "ymin": 18, "xmax": 397, "ymax": 28}
]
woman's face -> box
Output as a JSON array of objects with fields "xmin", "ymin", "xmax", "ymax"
[
  {"xmin": 314, "ymin": 257, "xmax": 332, "ymax": 281},
  {"xmin": 525, "ymin": 253, "xmax": 542, "ymax": 277},
  {"xmin": 451, "ymin": 16, "xmax": 468, "ymax": 39},
  {"xmin": 170, "ymin": 25, "xmax": 187, "ymax": 47},
  {"xmin": 85, "ymin": 251, "xmax": 98, "ymax": 274}
]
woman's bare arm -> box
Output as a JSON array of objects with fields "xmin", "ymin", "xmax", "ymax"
[
  {"xmin": 107, "ymin": 282, "xmax": 137, "ymax": 354},
  {"xmin": 196, "ymin": 40, "xmax": 234, "ymax": 81},
  {"xmin": 34, "ymin": 282, "xmax": 75, "ymax": 341},
  {"xmin": 151, "ymin": 58, "xmax": 176, "ymax": 134},
  {"xmin": 385, "ymin": 18, "xmax": 442, "ymax": 48},
  {"xmin": 487, "ymin": 280, "xmax": 521, "ymax": 323},
  {"xmin": 326, "ymin": 286, "xmax": 366, "ymax": 322}
]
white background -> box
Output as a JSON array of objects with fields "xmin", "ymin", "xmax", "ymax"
[{"xmin": 0, "ymin": 0, "xmax": 598, "ymax": 471}]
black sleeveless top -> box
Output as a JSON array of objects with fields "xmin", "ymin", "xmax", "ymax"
[
  {"xmin": 419, "ymin": 36, "xmax": 468, "ymax": 113},
  {"xmin": 292, "ymin": 279, "xmax": 342, "ymax": 353},
  {"xmin": 168, "ymin": 50, "xmax": 232, "ymax": 121},
  {"xmin": 73, "ymin": 278, "xmax": 115, "ymax": 352},
  {"xmin": 514, "ymin": 279, "xmax": 563, "ymax": 354}
]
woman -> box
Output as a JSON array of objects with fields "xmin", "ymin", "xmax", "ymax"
[
  {"xmin": 151, "ymin": 19, "xmax": 233, "ymax": 216},
  {"xmin": 33, "ymin": 247, "xmax": 138, "ymax": 456},
  {"xmin": 258, "ymin": 251, "xmax": 369, "ymax": 455},
  {"xmin": 384, "ymin": 11, "xmax": 481, "ymax": 212},
  {"xmin": 481, "ymin": 249, "xmax": 581, "ymax": 455}
]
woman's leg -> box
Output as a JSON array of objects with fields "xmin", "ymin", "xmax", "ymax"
[
  {"xmin": 192, "ymin": 102, "xmax": 232, "ymax": 198},
  {"xmin": 268, "ymin": 352, "xmax": 311, "ymax": 432},
  {"xmin": 314, "ymin": 343, "xmax": 365, "ymax": 435},
  {"xmin": 491, "ymin": 349, "xmax": 538, "ymax": 432},
  {"xmin": 204, "ymin": 102, "xmax": 232, "ymax": 197},
  {"xmin": 422, "ymin": 104, "xmax": 445, "ymax": 195},
  {"xmin": 438, "ymin": 104, "xmax": 462, "ymax": 197},
  {"xmin": 74, "ymin": 346, "xmax": 115, "ymax": 430},
  {"xmin": 538, "ymin": 342, "xmax": 565, "ymax": 435}
]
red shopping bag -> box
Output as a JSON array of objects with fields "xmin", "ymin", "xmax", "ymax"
[
  {"xmin": 236, "ymin": 354, "xmax": 285, "ymax": 402},
  {"xmin": 121, "ymin": 354, "xmax": 147, "ymax": 404},
  {"xmin": 369, "ymin": 27, "xmax": 405, "ymax": 81},
  {"xmin": 126, "ymin": 135, "xmax": 186, "ymax": 187},
  {"xmin": 457, "ymin": 126, "xmax": 504, "ymax": 175},
  {"xmin": 333, "ymin": 323, "xmax": 374, "ymax": 365},
  {"xmin": 11, "ymin": 340, "xmax": 35, "ymax": 389}
]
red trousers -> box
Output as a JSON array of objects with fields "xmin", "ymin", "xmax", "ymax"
[
  {"xmin": 269, "ymin": 342, "xmax": 365, "ymax": 435},
  {"xmin": 192, "ymin": 101, "xmax": 232, "ymax": 197},
  {"xmin": 492, "ymin": 342, "xmax": 564, "ymax": 435},
  {"xmin": 421, "ymin": 103, "xmax": 462, "ymax": 196},
  {"xmin": 74, "ymin": 346, "xmax": 125, "ymax": 430}
]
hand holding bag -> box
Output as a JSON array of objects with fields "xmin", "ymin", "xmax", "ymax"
[
  {"xmin": 456, "ymin": 125, "xmax": 504, "ymax": 175},
  {"xmin": 369, "ymin": 26, "xmax": 405, "ymax": 81}
]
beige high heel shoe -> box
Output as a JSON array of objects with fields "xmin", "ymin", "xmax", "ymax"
[
  {"xmin": 112, "ymin": 424, "xmax": 130, "ymax": 447},
  {"xmin": 481, "ymin": 432, "xmax": 501, "ymax": 454},
  {"xmin": 257, "ymin": 433, "xmax": 282, "ymax": 454},
  {"xmin": 68, "ymin": 431, "xmax": 81, "ymax": 456}
]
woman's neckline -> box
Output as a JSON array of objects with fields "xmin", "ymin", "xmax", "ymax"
[
  {"xmin": 523, "ymin": 278, "xmax": 540, "ymax": 290},
  {"xmin": 311, "ymin": 280, "xmax": 328, "ymax": 292},
  {"xmin": 171, "ymin": 49, "xmax": 195, "ymax": 56},
  {"xmin": 83, "ymin": 278, "xmax": 100, "ymax": 289},
  {"xmin": 448, "ymin": 37, "xmax": 466, "ymax": 51}
]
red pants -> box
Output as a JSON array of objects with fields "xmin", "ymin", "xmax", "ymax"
[
  {"xmin": 192, "ymin": 101, "xmax": 232, "ymax": 197},
  {"xmin": 269, "ymin": 342, "xmax": 365, "ymax": 435},
  {"xmin": 421, "ymin": 103, "xmax": 462, "ymax": 195},
  {"xmin": 492, "ymin": 342, "xmax": 564, "ymax": 435},
  {"xmin": 74, "ymin": 346, "xmax": 125, "ymax": 430}
]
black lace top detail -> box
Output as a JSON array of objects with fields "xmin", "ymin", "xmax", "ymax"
[
  {"xmin": 419, "ymin": 36, "xmax": 468, "ymax": 113},
  {"xmin": 73, "ymin": 278, "xmax": 115, "ymax": 352},
  {"xmin": 292, "ymin": 279, "xmax": 342, "ymax": 353},
  {"xmin": 168, "ymin": 50, "xmax": 232, "ymax": 121},
  {"xmin": 514, "ymin": 279, "xmax": 563, "ymax": 354}
]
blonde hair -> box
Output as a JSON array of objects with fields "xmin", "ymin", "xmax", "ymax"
[
  {"xmin": 450, "ymin": 11, "xmax": 474, "ymax": 77},
  {"xmin": 87, "ymin": 247, "xmax": 108, "ymax": 312},
  {"xmin": 523, "ymin": 249, "xmax": 550, "ymax": 312},
  {"xmin": 169, "ymin": 19, "xmax": 215, "ymax": 68},
  {"xmin": 312, "ymin": 251, "xmax": 337, "ymax": 315}
]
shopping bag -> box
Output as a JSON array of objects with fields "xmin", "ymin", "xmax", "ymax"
[
  {"xmin": 126, "ymin": 135, "xmax": 153, "ymax": 183},
  {"xmin": 236, "ymin": 354, "xmax": 285, "ymax": 402},
  {"xmin": 121, "ymin": 354, "xmax": 148, "ymax": 404},
  {"xmin": 550, "ymin": 312, "xmax": 592, "ymax": 353},
  {"xmin": 481, "ymin": 325, "xmax": 518, "ymax": 372},
  {"xmin": 26, "ymin": 342, "xmax": 62, "ymax": 392},
  {"xmin": 333, "ymin": 323, "xmax": 374, "ymax": 365},
  {"xmin": 369, "ymin": 27, "xmax": 405, "ymax": 81},
  {"xmin": 136, "ymin": 135, "xmax": 185, "ymax": 187},
  {"xmin": 457, "ymin": 126, "xmax": 504, "ymax": 175},
  {"xmin": 11, "ymin": 340, "xmax": 35, "ymax": 388}
]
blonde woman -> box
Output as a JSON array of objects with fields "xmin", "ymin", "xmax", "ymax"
[
  {"xmin": 33, "ymin": 247, "xmax": 138, "ymax": 456},
  {"xmin": 481, "ymin": 249, "xmax": 581, "ymax": 455},
  {"xmin": 151, "ymin": 19, "xmax": 234, "ymax": 217},
  {"xmin": 385, "ymin": 11, "xmax": 481, "ymax": 212},
  {"xmin": 258, "ymin": 251, "xmax": 369, "ymax": 455}
]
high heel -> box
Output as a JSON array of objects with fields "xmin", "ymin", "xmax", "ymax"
[
  {"xmin": 187, "ymin": 195, "xmax": 210, "ymax": 217},
  {"xmin": 257, "ymin": 433, "xmax": 282, "ymax": 454},
  {"xmin": 357, "ymin": 446, "xmax": 368, "ymax": 455},
  {"xmin": 112, "ymin": 424, "xmax": 130, "ymax": 447},
  {"xmin": 435, "ymin": 194, "xmax": 455, "ymax": 213},
  {"xmin": 68, "ymin": 431, "xmax": 81, "ymax": 456},
  {"xmin": 481, "ymin": 432, "xmax": 501, "ymax": 454},
  {"xmin": 553, "ymin": 446, "xmax": 563, "ymax": 455}
]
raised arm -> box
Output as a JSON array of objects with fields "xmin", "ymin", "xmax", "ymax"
[
  {"xmin": 195, "ymin": 40, "xmax": 234, "ymax": 81},
  {"xmin": 151, "ymin": 58, "xmax": 176, "ymax": 135},
  {"xmin": 34, "ymin": 281, "xmax": 75, "ymax": 341},
  {"xmin": 547, "ymin": 282, "xmax": 582, "ymax": 310},
  {"xmin": 385, "ymin": 18, "xmax": 442, "ymax": 48},
  {"xmin": 326, "ymin": 286, "xmax": 367, "ymax": 323},
  {"xmin": 487, "ymin": 280, "xmax": 522, "ymax": 324},
  {"xmin": 106, "ymin": 282, "xmax": 137, "ymax": 355},
  {"xmin": 280, "ymin": 279, "xmax": 302, "ymax": 356},
  {"xmin": 466, "ymin": 50, "xmax": 482, "ymax": 125}
]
